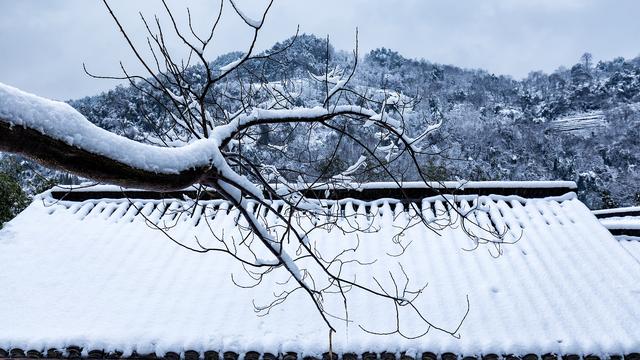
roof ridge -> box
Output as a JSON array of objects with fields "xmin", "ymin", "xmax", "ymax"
[{"xmin": 46, "ymin": 181, "xmax": 578, "ymax": 202}]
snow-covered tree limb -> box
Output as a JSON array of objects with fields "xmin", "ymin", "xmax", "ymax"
[
  {"xmin": 0, "ymin": 82, "xmax": 432, "ymax": 191},
  {"xmin": 0, "ymin": 0, "xmax": 507, "ymax": 340},
  {"xmin": 0, "ymin": 83, "xmax": 211, "ymax": 190}
]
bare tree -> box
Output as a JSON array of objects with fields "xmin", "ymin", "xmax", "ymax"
[{"xmin": 0, "ymin": 0, "xmax": 509, "ymax": 341}]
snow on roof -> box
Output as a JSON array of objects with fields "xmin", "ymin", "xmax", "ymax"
[
  {"xmin": 50, "ymin": 181, "xmax": 578, "ymax": 193},
  {"xmin": 592, "ymin": 207, "xmax": 640, "ymax": 264},
  {"xmin": 48, "ymin": 181, "xmax": 578, "ymax": 203},
  {"xmin": 0, "ymin": 184, "xmax": 639, "ymax": 357},
  {"xmin": 600, "ymin": 216, "xmax": 640, "ymax": 231},
  {"xmin": 617, "ymin": 236, "xmax": 640, "ymax": 266},
  {"xmin": 593, "ymin": 206, "xmax": 640, "ymax": 235},
  {"xmin": 592, "ymin": 206, "xmax": 640, "ymax": 217}
]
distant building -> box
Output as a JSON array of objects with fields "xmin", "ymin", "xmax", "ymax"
[{"xmin": 593, "ymin": 206, "xmax": 640, "ymax": 261}]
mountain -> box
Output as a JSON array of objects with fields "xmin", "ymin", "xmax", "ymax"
[{"xmin": 4, "ymin": 34, "xmax": 640, "ymax": 210}]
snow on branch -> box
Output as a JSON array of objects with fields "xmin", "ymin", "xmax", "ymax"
[
  {"xmin": 0, "ymin": 1, "xmax": 467, "ymax": 337},
  {"xmin": 0, "ymin": 82, "xmax": 217, "ymax": 176},
  {"xmin": 229, "ymin": 0, "xmax": 268, "ymax": 29},
  {"xmin": 0, "ymin": 82, "xmax": 437, "ymax": 194}
]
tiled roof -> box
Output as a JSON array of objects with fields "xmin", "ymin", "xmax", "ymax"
[
  {"xmin": 617, "ymin": 237, "xmax": 640, "ymax": 264},
  {"xmin": 0, "ymin": 349, "xmax": 638, "ymax": 360},
  {"xmin": 0, "ymin": 183, "xmax": 639, "ymax": 357},
  {"xmin": 593, "ymin": 207, "xmax": 640, "ymax": 236},
  {"xmin": 47, "ymin": 181, "xmax": 578, "ymax": 202},
  {"xmin": 592, "ymin": 207, "xmax": 640, "ymax": 261}
]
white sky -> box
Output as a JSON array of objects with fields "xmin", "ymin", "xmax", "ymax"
[{"xmin": 1, "ymin": 0, "xmax": 639, "ymax": 100}]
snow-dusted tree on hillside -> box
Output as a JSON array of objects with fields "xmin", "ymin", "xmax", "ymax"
[{"xmin": 0, "ymin": 0, "xmax": 506, "ymax": 339}]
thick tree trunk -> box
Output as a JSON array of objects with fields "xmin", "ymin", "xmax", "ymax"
[{"xmin": 0, "ymin": 120, "xmax": 210, "ymax": 191}]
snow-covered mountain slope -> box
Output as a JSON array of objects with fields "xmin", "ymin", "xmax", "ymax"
[
  {"xmin": 547, "ymin": 111, "xmax": 606, "ymax": 136},
  {"xmin": 3, "ymin": 35, "xmax": 640, "ymax": 209}
]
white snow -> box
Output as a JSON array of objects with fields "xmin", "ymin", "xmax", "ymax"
[
  {"xmin": 50, "ymin": 181, "xmax": 576, "ymax": 197},
  {"xmin": 229, "ymin": 0, "xmax": 263, "ymax": 28},
  {"xmin": 318, "ymin": 180, "xmax": 577, "ymax": 191},
  {"xmin": 0, "ymin": 188, "xmax": 639, "ymax": 356},
  {"xmin": 2, "ymin": 82, "xmax": 429, "ymax": 199},
  {"xmin": 593, "ymin": 207, "xmax": 640, "ymax": 231},
  {"xmin": 332, "ymin": 155, "xmax": 367, "ymax": 181},
  {"xmin": 592, "ymin": 206, "xmax": 640, "ymax": 216},
  {"xmin": 617, "ymin": 236, "xmax": 640, "ymax": 263},
  {"xmin": 0, "ymin": 84, "xmax": 352, "ymax": 177},
  {"xmin": 219, "ymin": 58, "xmax": 244, "ymax": 72},
  {"xmin": 3, "ymin": 80, "xmax": 636, "ymax": 355},
  {"xmin": 0, "ymin": 82, "xmax": 219, "ymax": 175},
  {"xmin": 1, "ymin": 82, "xmax": 440, "ymax": 191},
  {"xmin": 599, "ymin": 216, "xmax": 640, "ymax": 230},
  {"xmin": 548, "ymin": 111, "xmax": 606, "ymax": 137}
]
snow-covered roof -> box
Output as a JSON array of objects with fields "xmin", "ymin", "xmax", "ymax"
[
  {"xmin": 592, "ymin": 206, "xmax": 640, "ymax": 217},
  {"xmin": 593, "ymin": 206, "xmax": 640, "ymax": 236},
  {"xmin": 592, "ymin": 207, "xmax": 640, "ymax": 265},
  {"xmin": 599, "ymin": 215, "xmax": 640, "ymax": 233},
  {"xmin": 616, "ymin": 236, "xmax": 640, "ymax": 266},
  {"xmin": 49, "ymin": 181, "xmax": 577, "ymax": 202},
  {"xmin": 1, "ymin": 182, "xmax": 639, "ymax": 358}
]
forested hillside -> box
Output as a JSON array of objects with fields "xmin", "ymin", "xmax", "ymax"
[{"xmin": 2, "ymin": 34, "xmax": 639, "ymax": 217}]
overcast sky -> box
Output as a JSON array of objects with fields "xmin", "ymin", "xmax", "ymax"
[{"xmin": 1, "ymin": 0, "xmax": 639, "ymax": 100}]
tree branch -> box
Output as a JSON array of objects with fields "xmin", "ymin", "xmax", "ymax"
[{"xmin": 0, "ymin": 119, "xmax": 208, "ymax": 191}]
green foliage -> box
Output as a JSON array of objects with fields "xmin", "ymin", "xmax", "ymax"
[
  {"xmin": 358, "ymin": 159, "xmax": 391, "ymax": 182},
  {"xmin": 600, "ymin": 190, "xmax": 619, "ymax": 209},
  {"xmin": 314, "ymin": 157, "xmax": 348, "ymax": 180},
  {"xmin": 0, "ymin": 172, "xmax": 29, "ymax": 228},
  {"xmin": 420, "ymin": 161, "xmax": 448, "ymax": 182},
  {"xmin": 0, "ymin": 155, "xmax": 58, "ymax": 195},
  {"xmin": 0, "ymin": 155, "xmax": 58, "ymax": 228}
]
